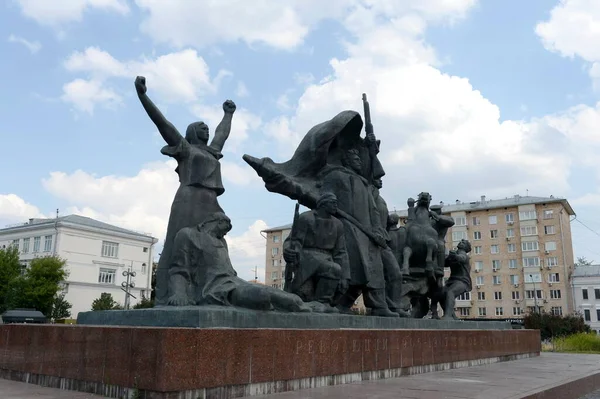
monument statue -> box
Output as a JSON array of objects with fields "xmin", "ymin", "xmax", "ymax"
[
  {"xmin": 386, "ymin": 214, "xmax": 406, "ymax": 266},
  {"xmin": 134, "ymin": 76, "xmax": 236, "ymax": 306},
  {"xmin": 282, "ymin": 192, "xmax": 351, "ymax": 313},
  {"xmin": 432, "ymin": 239, "xmax": 472, "ymax": 320},
  {"xmin": 428, "ymin": 204, "xmax": 455, "ymax": 318},
  {"xmin": 168, "ymin": 212, "xmax": 311, "ymax": 312},
  {"xmin": 371, "ymin": 178, "xmax": 407, "ymax": 316}
]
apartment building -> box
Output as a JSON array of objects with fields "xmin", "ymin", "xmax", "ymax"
[
  {"xmin": 572, "ymin": 265, "xmax": 600, "ymax": 333},
  {"xmin": 0, "ymin": 215, "xmax": 158, "ymax": 318},
  {"xmin": 262, "ymin": 224, "xmax": 292, "ymax": 290}
]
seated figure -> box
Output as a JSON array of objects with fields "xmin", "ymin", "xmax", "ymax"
[
  {"xmin": 167, "ymin": 212, "xmax": 311, "ymax": 313},
  {"xmin": 283, "ymin": 192, "xmax": 351, "ymax": 313},
  {"xmin": 435, "ymin": 239, "xmax": 473, "ymax": 320}
]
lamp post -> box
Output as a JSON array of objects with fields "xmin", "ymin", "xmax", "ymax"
[
  {"xmin": 122, "ymin": 266, "xmax": 137, "ymax": 310},
  {"xmin": 529, "ymin": 274, "xmax": 539, "ymax": 314}
]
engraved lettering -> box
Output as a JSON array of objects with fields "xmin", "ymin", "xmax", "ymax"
[
  {"xmin": 308, "ymin": 340, "xmax": 315, "ymax": 354},
  {"xmin": 320, "ymin": 340, "xmax": 327, "ymax": 354},
  {"xmin": 331, "ymin": 339, "xmax": 339, "ymax": 353},
  {"xmin": 353, "ymin": 339, "xmax": 360, "ymax": 352},
  {"xmin": 296, "ymin": 341, "xmax": 303, "ymax": 355},
  {"xmin": 364, "ymin": 339, "xmax": 370, "ymax": 352}
]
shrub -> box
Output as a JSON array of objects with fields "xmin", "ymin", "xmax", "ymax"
[
  {"xmin": 523, "ymin": 312, "xmax": 591, "ymax": 340},
  {"xmin": 553, "ymin": 333, "xmax": 600, "ymax": 353}
]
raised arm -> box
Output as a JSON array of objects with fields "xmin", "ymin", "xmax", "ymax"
[
  {"xmin": 135, "ymin": 76, "xmax": 182, "ymax": 147},
  {"xmin": 210, "ymin": 100, "xmax": 236, "ymax": 152}
]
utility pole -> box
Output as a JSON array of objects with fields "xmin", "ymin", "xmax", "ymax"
[
  {"xmin": 529, "ymin": 274, "xmax": 539, "ymax": 314},
  {"xmin": 251, "ymin": 266, "xmax": 258, "ymax": 282},
  {"xmin": 122, "ymin": 262, "xmax": 137, "ymax": 309}
]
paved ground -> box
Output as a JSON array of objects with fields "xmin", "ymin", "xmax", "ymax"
[{"xmin": 1, "ymin": 353, "xmax": 599, "ymax": 398}]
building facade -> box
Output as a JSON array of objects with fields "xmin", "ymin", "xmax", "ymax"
[
  {"xmin": 0, "ymin": 215, "xmax": 158, "ymax": 318},
  {"xmin": 262, "ymin": 195, "xmax": 576, "ymax": 319},
  {"xmin": 572, "ymin": 265, "xmax": 600, "ymax": 334}
]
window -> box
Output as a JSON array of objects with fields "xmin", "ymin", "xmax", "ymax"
[
  {"xmin": 525, "ymin": 273, "xmax": 542, "ymax": 283},
  {"xmin": 33, "ymin": 236, "xmax": 40, "ymax": 253},
  {"xmin": 478, "ymin": 307, "xmax": 487, "ymax": 316},
  {"xmin": 495, "ymin": 307, "xmax": 504, "ymax": 316},
  {"xmin": 457, "ymin": 292, "xmax": 471, "ymax": 301},
  {"xmin": 474, "ymin": 261, "xmax": 483, "ymax": 272},
  {"xmin": 595, "ymin": 289, "xmax": 600, "ymax": 300},
  {"xmin": 22, "ymin": 238, "xmax": 30, "ymax": 254},
  {"xmin": 505, "ymin": 213, "xmax": 514, "ymax": 223},
  {"xmin": 472, "ymin": 217, "xmax": 481, "ymax": 226},
  {"xmin": 512, "ymin": 291, "xmax": 520, "ymax": 300},
  {"xmin": 452, "ymin": 231, "xmax": 467, "ymax": 241},
  {"xmin": 476, "ymin": 276, "xmax": 484, "ymax": 285},
  {"xmin": 494, "ymin": 291, "xmax": 502, "ymax": 300},
  {"xmin": 509, "ymin": 259, "xmax": 518, "ymax": 269},
  {"xmin": 272, "ymin": 259, "xmax": 278, "ymax": 266},
  {"xmin": 544, "ymin": 225, "xmax": 555, "ymax": 235},
  {"xmin": 583, "ymin": 289, "xmax": 589, "ymax": 300},
  {"xmin": 547, "ymin": 257, "xmax": 558, "ymax": 267},
  {"xmin": 459, "ymin": 308, "xmax": 470, "ymax": 316},
  {"xmin": 98, "ymin": 268, "xmax": 116, "ymax": 284},
  {"xmin": 474, "ymin": 246, "xmax": 482, "ymax": 254},
  {"xmin": 523, "ymin": 257, "xmax": 540, "ymax": 268},
  {"xmin": 492, "ymin": 260, "xmax": 501, "ymax": 270},
  {"xmin": 526, "ymin": 290, "xmax": 543, "ymax": 299},
  {"xmin": 11, "ymin": 239, "xmax": 19, "ymax": 249},
  {"xmin": 490, "ymin": 229, "xmax": 498, "ymax": 239},
  {"xmin": 473, "ymin": 231, "xmax": 482, "ymax": 240},
  {"xmin": 271, "ymin": 271, "xmax": 278, "ymax": 279},
  {"xmin": 273, "ymin": 235, "xmax": 280, "ymax": 243},
  {"xmin": 454, "ymin": 216, "xmax": 467, "ymax": 226},
  {"xmin": 549, "ymin": 273, "xmax": 560, "ymax": 283},
  {"xmin": 510, "ymin": 275, "xmax": 519, "ymax": 285},
  {"xmin": 597, "ymin": 309, "xmax": 600, "ymax": 321},
  {"xmin": 550, "ymin": 290, "xmax": 561, "ymax": 299},
  {"xmin": 101, "ymin": 241, "xmax": 119, "ymax": 258},
  {"xmin": 584, "ymin": 309, "xmax": 591, "ymax": 321},
  {"xmin": 513, "ymin": 307, "xmax": 523, "ymax": 316},
  {"xmin": 489, "ymin": 215, "xmax": 497, "ymax": 225},
  {"xmin": 549, "ymin": 307, "xmax": 562, "ymax": 316},
  {"xmin": 545, "ymin": 242, "xmax": 557, "ymax": 251},
  {"xmin": 490, "ymin": 245, "xmax": 499, "ymax": 254},
  {"xmin": 43, "ymin": 235, "xmax": 52, "ymax": 252},
  {"xmin": 507, "ymin": 228, "xmax": 515, "ymax": 238},
  {"xmin": 543, "ymin": 210, "xmax": 554, "ymax": 219},
  {"xmin": 508, "ymin": 243, "xmax": 516, "ymax": 253},
  {"xmin": 271, "ymin": 247, "xmax": 279, "ymax": 256},
  {"xmin": 519, "ymin": 211, "xmax": 537, "ymax": 221},
  {"xmin": 478, "ymin": 291, "xmax": 486, "ymax": 300},
  {"xmin": 520, "ymin": 226, "xmax": 538, "ymax": 236},
  {"xmin": 143, "ymin": 247, "xmax": 148, "ymax": 253},
  {"xmin": 493, "ymin": 276, "xmax": 502, "ymax": 285},
  {"xmin": 521, "ymin": 241, "xmax": 539, "ymax": 251}
]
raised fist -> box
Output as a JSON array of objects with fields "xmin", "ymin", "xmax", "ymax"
[
  {"xmin": 223, "ymin": 99, "xmax": 236, "ymax": 114},
  {"xmin": 135, "ymin": 76, "xmax": 147, "ymax": 95}
]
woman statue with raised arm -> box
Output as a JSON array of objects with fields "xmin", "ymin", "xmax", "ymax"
[{"xmin": 134, "ymin": 76, "xmax": 236, "ymax": 306}]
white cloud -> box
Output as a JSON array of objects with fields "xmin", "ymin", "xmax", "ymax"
[
  {"xmin": 225, "ymin": 219, "xmax": 269, "ymax": 281},
  {"xmin": 0, "ymin": 194, "xmax": 45, "ymax": 225},
  {"xmin": 7, "ymin": 34, "xmax": 41, "ymax": 54},
  {"xmin": 61, "ymin": 78, "xmax": 122, "ymax": 114},
  {"xmin": 221, "ymin": 161, "xmax": 262, "ymax": 187},
  {"xmin": 16, "ymin": 0, "xmax": 129, "ymax": 26},
  {"xmin": 235, "ymin": 81, "xmax": 250, "ymax": 98}
]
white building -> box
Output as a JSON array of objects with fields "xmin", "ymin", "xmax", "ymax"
[
  {"xmin": 572, "ymin": 265, "xmax": 600, "ymax": 334},
  {"xmin": 0, "ymin": 215, "xmax": 158, "ymax": 318}
]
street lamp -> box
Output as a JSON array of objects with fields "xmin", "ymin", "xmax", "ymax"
[
  {"xmin": 529, "ymin": 274, "xmax": 539, "ymax": 314},
  {"xmin": 122, "ymin": 267, "xmax": 137, "ymax": 310}
]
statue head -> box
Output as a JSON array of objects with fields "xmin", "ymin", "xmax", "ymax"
[
  {"xmin": 373, "ymin": 178, "xmax": 383, "ymax": 189},
  {"xmin": 317, "ymin": 192, "xmax": 338, "ymax": 215},
  {"xmin": 198, "ymin": 212, "xmax": 232, "ymax": 238},
  {"xmin": 186, "ymin": 122, "xmax": 210, "ymax": 145},
  {"xmin": 417, "ymin": 192, "xmax": 432, "ymax": 207},
  {"xmin": 457, "ymin": 239, "xmax": 472, "ymax": 253},
  {"xmin": 430, "ymin": 204, "xmax": 443, "ymax": 215},
  {"xmin": 387, "ymin": 213, "xmax": 400, "ymax": 229},
  {"xmin": 342, "ymin": 148, "xmax": 362, "ymax": 173}
]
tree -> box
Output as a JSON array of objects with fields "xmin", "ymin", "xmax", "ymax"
[
  {"xmin": 524, "ymin": 311, "xmax": 591, "ymax": 340},
  {"xmin": 91, "ymin": 293, "xmax": 123, "ymax": 311},
  {"xmin": 6, "ymin": 255, "xmax": 68, "ymax": 317},
  {"xmin": 50, "ymin": 293, "xmax": 72, "ymax": 320},
  {"xmin": 0, "ymin": 246, "xmax": 21, "ymax": 313},
  {"xmin": 576, "ymin": 257, "xmax": 594, "ymax": 266},
  {"xmin": 133, "ymin": 295, "xmax": 154, "ymax": 309}
]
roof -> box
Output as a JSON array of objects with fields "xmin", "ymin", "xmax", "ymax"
[
  {"xmin": 572, "ymin": 265, "xmax": 600, "ymax": 278},
  {"xmin": 261, "ymin": 223, "xmax": 292, "ymax": 233},
  {"xmin": 391, "ymin": 195, "xmax": 575, "ymax": 217},
  {"xmin": 1, "ymin": 309, "xmax": 47, "ymax": 323},
  {"xmin": 1, "ymin": 214, "xmax": 156, "ymax": 241}
]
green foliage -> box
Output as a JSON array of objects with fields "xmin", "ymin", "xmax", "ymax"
[
  {"xmin": 91, "ymin": 292, "xmax": 123, "ymax": 311},
  {"xmin": 5, "ymin": 255, "xmax": 68, "ymax": 317},
  {"xmin": 576, "ymin": 256, "xmax": 594, "ymax": 266},
  {"xmin": 524, "ymin": 311, "xmax": 591, "ymax": 340},
  {"xmin": 150, "ymin": 262, "xmax": 157, "ymax": 301},
  {"xmin": 0, "ymin": 246, "xmax": 21, "ymax": 313},
  {"xmin": 132, "ymin": 295, "xmax": 154, "ymax": 309},
  {"xmin": 50, "ymin": 293, "xmax": 72, "ymax": 320},
  {"xmin": 552, "ymin": 333, "xmax": 600, "ymax": 353}
]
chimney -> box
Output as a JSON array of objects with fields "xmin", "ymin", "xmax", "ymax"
[{"xmin": 481, "ymin": 195, "xmax": 486, "ymax": 203}]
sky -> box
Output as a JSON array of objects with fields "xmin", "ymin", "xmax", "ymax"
[{"xmin": 2, "ymin": 0, "xmax": 600, "ymax": 281}]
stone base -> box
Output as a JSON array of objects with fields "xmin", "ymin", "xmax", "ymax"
[
  {"xmin": 0, "ymin": 324, "xmax": 540, "ymax": 399},
  {"xmin": 76, "ymin": 305, "xmax": 512, "ymax": 329}
]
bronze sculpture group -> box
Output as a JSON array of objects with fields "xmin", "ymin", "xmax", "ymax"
[{"xmin": 135, "ymin": 76, "xmax": 472, "ymax": 319}]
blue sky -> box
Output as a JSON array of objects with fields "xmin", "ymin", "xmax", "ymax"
[{"xmin": 2, "ymin": 0, "xmax": 600, "ymax": 279}]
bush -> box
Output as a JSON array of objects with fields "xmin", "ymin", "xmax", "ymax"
[
  {"xmin": 132, "ymin": 295, "xmax": 154, "ymax": 309},
  {"xmin": 553, "ymin": 333, "xmax": 600, "ymax": 353},
  {"xmin": 91, "ymin": 293, "xmax": 123, "ymax": 311},
  {"xmin": 523, "ymin": 312, "xmax": 591, "ymax": 340}
]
